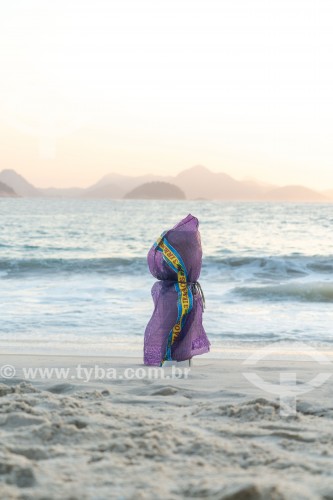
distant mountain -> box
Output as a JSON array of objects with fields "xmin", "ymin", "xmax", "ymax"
[
  {"xmin": 175, "ymin": 165, "xmax": 265, "ymax": 200},
  {"xmin": 89, "ymin": 165, "xmax": 270, "ymax": 200},
  {"xmin": 82, "ymin": 183, "xmax": 125, "ymax": 199},
  {"xmin": 40, "ymin": 187, "xmax": 85, "ymax": 198},
  {"xmin": 0, "ymin": 180, "xmax": 19, "ymax": 197},
  {"xmin": 263, "ymin": 185, "xmax": 328, "ymax": 202},
  {"xmin": 86, "ymin": 172, "xmax": 174, "ymax": 197},
  {"xmin": 0, "ymin": 169, "xmax": 41, "ymax": 197},
  {"xmin": 241, "ymin": 177, "xmax": 277, "ymax": 193},
  {"xmin": 124, "ymin": 182, "xmax": 186, "ymax": 200}
]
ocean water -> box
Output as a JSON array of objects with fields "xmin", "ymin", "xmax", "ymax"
[{"xmin": 0, "ymin": 199, "xmax": 333, "ymax": 357}]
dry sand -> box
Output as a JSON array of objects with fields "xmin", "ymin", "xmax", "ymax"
[{"xmin": 0, "ymin": 354, "xmax": 333, "ymax": 499}]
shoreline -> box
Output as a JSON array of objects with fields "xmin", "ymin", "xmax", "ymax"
[{"xmin": 2, "ymin": 340, "xmax": 333, "ymax": 361}]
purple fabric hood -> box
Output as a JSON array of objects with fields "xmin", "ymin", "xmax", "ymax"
[{"xmin": 143, "ymin": 214, "xmax": 210, "ymax": 366}]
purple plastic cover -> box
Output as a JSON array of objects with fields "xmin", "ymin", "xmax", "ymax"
[{"xmin": 143, "ymin": 214, "xmax": 211, "ymax": 366}]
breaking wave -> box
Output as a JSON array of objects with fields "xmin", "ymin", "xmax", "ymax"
[
  {"xmin": 0, "ymin": 257, "xmax": 147, "ymax": 277},
  {"xmin": 1, "ymin": 254, "xmax": 333, "ymax": 281},
  {"xmin": 233, "ymin": 281, "xmax": 333, "ymax": 303},
  {"xmin": 205, "ymin": 255, "xmax": 333, "ymax": 279}
]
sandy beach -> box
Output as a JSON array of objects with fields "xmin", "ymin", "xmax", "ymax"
[
  {"xmin": 2, "ymin": 0, "xmax": 333, "ymax": 496},
  {"xmin": 1, "ymin": 354, "xmax": 333, "ymax": 499}
]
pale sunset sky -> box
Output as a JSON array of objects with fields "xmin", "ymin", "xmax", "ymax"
[{"xmin": 0, "ymin": 0, "xmax": 332, "ymax": 189}]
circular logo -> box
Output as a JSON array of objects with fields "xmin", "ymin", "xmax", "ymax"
[{"xmin": 0, "ymin": 364, "xmax": 16, "ymax": 379}]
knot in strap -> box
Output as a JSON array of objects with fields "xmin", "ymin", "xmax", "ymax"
[{"xmin": 189, "ymin": 281, "xmax": 206, "ymax": 311}]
